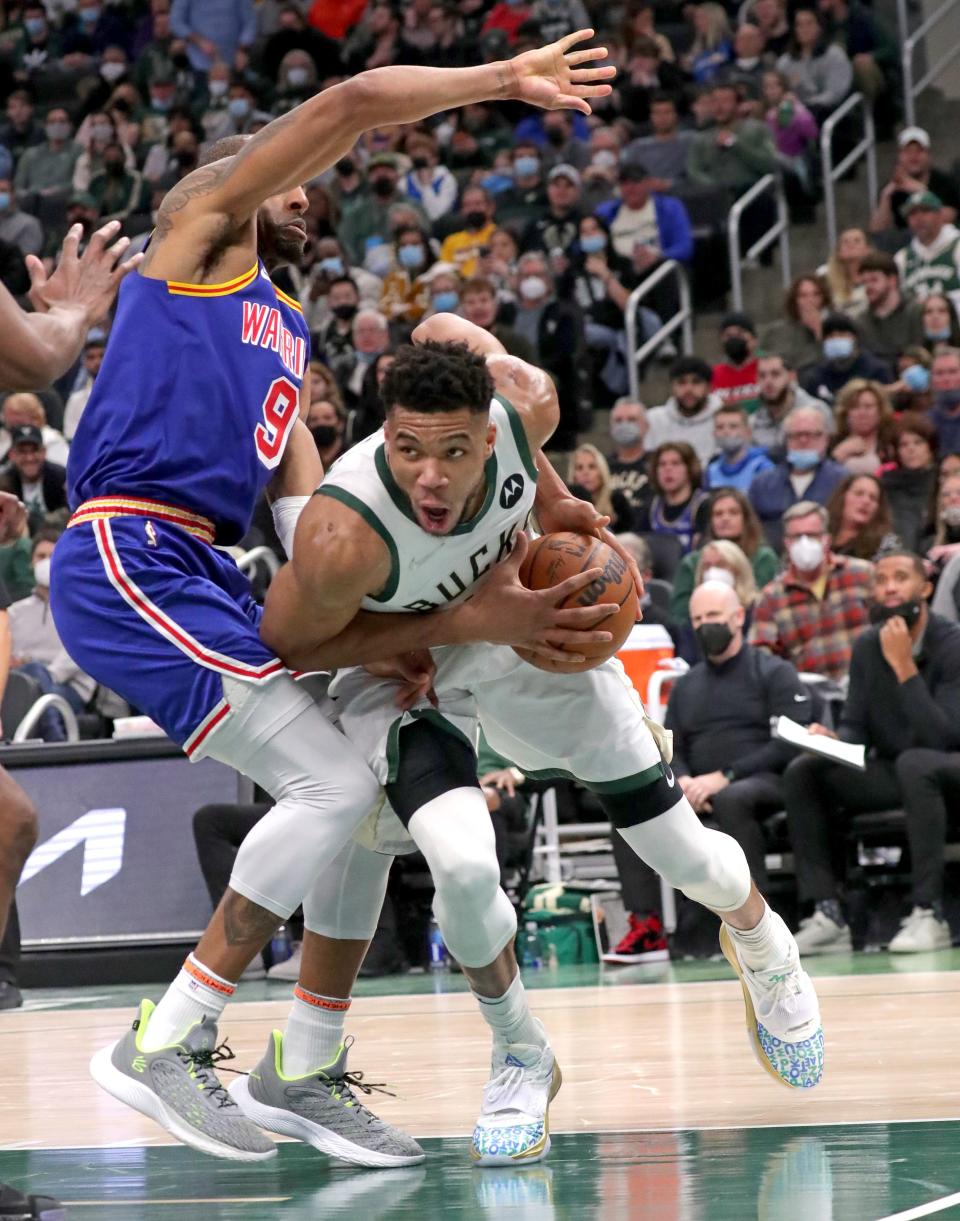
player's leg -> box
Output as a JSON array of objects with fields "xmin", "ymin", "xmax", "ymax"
[
  {"xmin": 476, "ymin": 656, "xmax": 824, "ymax": 1090},
  {"xmin": 0, "ymin": 768, "xmax": 37, "ymax": 1010},
  {"xmin": 230, "ymin": 839, "xmax": 425, "ymax": 1168}
]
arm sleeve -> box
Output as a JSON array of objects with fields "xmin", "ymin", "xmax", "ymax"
[
  {"xmin": 730, "ymin": 656, "xmax": 812, "ymax": 778},
  {"xmin": 239, "ymin": 0, "xmax": 257, "ymax": 46},
  {"xmin": 657, "ymin": 197, "xmax": 693, "ymax": 264},
  {"xmin": 838, "ymin": 639, "xmax": 870, "ymax": 743},
  {"xmin": 731, "ymin": 123, "xmax": 778, "ymax": 176},
  {"xmin": 685, "ymin": 136, "xmax": 713, "ymax": 187},
  {"xmin": 894, "ymin": 635, "xmax": 960, "ymax": 749},
  {"xmin": 169, "ymin": 0, "xmax": 192, "ymax": 39}
]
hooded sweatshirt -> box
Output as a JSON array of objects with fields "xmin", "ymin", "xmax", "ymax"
[{"xmin": 644, "ymin": 392, "xmax": 724, "ymax": 465}]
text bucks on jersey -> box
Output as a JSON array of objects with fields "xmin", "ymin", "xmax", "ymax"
[{"xmin": 317, "ymin": 394, "xmax": 539, "ymax": 613}]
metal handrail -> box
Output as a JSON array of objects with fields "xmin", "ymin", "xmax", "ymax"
[
  {"xmin": 13, "ymin": 694, "xmax": 79, "ymax": 742},
  {"xmin": 903, "ymin": 0, "xmax": 960, "ymax": 126},
  {"xmin": 820, "ymin": 92, "xmax": 877, "ymax": 251},
  {"xmin": 236, "ymin": 545, "xmax": 280, "ymax": 579},
  {"xmin": 624, "ymin": 259, "xmax": 693, "ymax": 400},
  {"xmin": 727, "ymin": 174, "xmax": 790, "ymax": 312}
]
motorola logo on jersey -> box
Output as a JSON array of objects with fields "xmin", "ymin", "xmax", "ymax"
[{"xmin": 500, "ymin": 473, "xmax": 525, "ymax": 509}]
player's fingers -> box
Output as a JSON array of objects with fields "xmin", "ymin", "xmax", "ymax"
[
  {"xmin": 570, "ymin": 84, "xmax": 614, "ymax": 99},
  {"xmin": 557, "ymin": 28, "xmax": 594, "ymax": 53},
  {"xmin": 100, "ymin": 234, "xmax": 131, "ymax": 269},
  {"xmin": 553, "ymin": 94, "xmax": 592, "ymax": 115},
  {"xmin": 84, "ymin": 218, "xmax": 122, "ymax": 257},
  {"xmin": 529, "ymin": 641, "xmax": 586, "ymax": 664},
  {"xmin": 25, "ymin": 255, "xmax": 47, "ymax": 301},
  {"xmin": 112, "ymin": 250, "xmax": 145, "ymax": 284},
  {"xmin": 545, "ymin": 565, "xmax": 603, "ymax": 604},
  {"xmin": 550, "ymin": 603, "xmax": 619, "ymax": 627},
  {"xmin": 568, "ymin": 65, "xmax": 617, "ymax": 80},
  {"xmin": 504, "ymin": 529, "xmax": 528, "ymax": 572},
  {"xmin": 543, "ymin": 627, "xmax": 613, "ymax": 644},
  {"xmin": 57, "ymin": 223, "xmax": 83, "ymax": 266},
  {"xmin": 566, "ymin": 45, "xmax": 608, "ymax": 65}
]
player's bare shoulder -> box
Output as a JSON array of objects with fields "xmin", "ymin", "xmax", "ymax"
[
  {"xmin": 486, "ymin": 353, "xmax": 559, "ymax": 450},
  {"xmin": 294, "ymin": 491, "xmax": 393, "ymax": 602}
]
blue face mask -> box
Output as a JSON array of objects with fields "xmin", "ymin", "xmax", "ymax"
[
  {"xmin": 925, "ymin": 326, "xmax": 951, "ymax": 341},
  {"xmin": 823, "ymin": 336, "xmax": 854, "ymax": 361},
  {"xmin": 80, "ymin": 6, "xmax": 100, "ymax": 22},
  {"xmin": 903, "ymin": 363, "xmax": 931, "ymax": 392},
  {"xmin": 319, "ymin": 256, "xmax": 344, "ymax": 276},
  {"xmin": 580, "ymin": 233, "xmax": 606, "ymax": 254},
  {"xmin": 286, "ymin": 68, "xmax": 310, "ymax": 88},
  {"xmin": 514, "ymin": 156, "xmax": 539, "ymax": 179},
  {"xmin": 0, "ymin": 193, "xmax": 10, "ymax": 212},
  {"xmin": 787, "ymin": 448, "xmax": 821, "ymax": 470},
  {"xmin": 480, "ymin": 173, "xmax": 512, "ymax": 195},
  {"xmin": 151, "ymin": 96, "xmax": 172, "ymax": 113},
  {"xmin": 398, "ymin": 244, "xmax": 425, "ymax": 270},
  {"xmin": 24, "ymin": 16, "xmax": 46, "ymax": 35},
  {"xmin": 228, "ymin": 98, "xmax": 251, "ymax": 119},
  {"xmin": 432, "ymin": 290, "xmax": 459, "ymax": 313}
]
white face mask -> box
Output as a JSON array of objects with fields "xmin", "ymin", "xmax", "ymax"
[
  {"xmin": 33, "ymin": 557, "xmax": 51, "ymax": 588},
  {"xmin": 519, "ymin": 275, "xmax": 548, "ymax": 301},
  {"xmin": 788, "ymin": 535, "xmax": 825, "ymax": 572},
  {"xmin": 702, "ymin": 566, "xmax": 736, "ymax": 588}
]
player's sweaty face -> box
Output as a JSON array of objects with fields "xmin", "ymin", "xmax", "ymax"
[
  {"xmin": 385, "ymin": 406, "xmax": 495, "ymax": 536},
  {"xmin": 257, "ymin": 186, "xmax": 308, "ymax": 267}
]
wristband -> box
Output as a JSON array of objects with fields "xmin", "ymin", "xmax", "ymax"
[{"xmin": 271, "ymin": 495, "xmax": 310, "ymax": 559}]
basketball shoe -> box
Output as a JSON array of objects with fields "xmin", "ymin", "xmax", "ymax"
[
  {"xmin": 602, "ymin": 912, "xmax": 669, "ymax": 964},
  {"xmin": 229, "ymin": 1032, "xmax": 425, "ymax": 1167},
  {"xmin": 89, "ymin": 999, "xmax": 276, "ymax": 1162},
  {"xmin": 471, "ymin": 1022, "xmax": 562, "ymax": 1166},
  {"xmin": 0, "ymin": 1183, "xmax": 66, "ymax": 1220},
  {"xmin": 719, "ymin": 925, "xmax": 824, "ymax": 1089}
]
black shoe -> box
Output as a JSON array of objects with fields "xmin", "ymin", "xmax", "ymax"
[
  {"xmin": 0, "ymin": 1183, "xmax": 66, "ymax": 1219},
  {"xmin": 0, "ymin": 981, "xmax": 22, "ymax": 1010}
]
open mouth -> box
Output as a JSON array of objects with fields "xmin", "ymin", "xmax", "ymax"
[{"xmin": 418, "ymin": 504, "xmax": 451, "ymax": 534}]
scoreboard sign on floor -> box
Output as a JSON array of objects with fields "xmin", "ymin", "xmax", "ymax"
[{"xmin": 10, "ymin": 738, "xmax": 249, "ymax": 948}]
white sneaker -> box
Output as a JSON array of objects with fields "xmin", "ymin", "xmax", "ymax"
[
  {"xmin": 793, "ymin": 909, "xmax": 852, "ymax": 956},
  {"xmin": 720, "ymin": 925, "xmax": 824, "ymax": 1089},
  {"xmin": 471, "ymin": 1021, "xmax": 562, "ymax": 1167},
  {"xmin": 888, "ymin": 907, "xmax": 952, "ymax": 953},
  {"xmin": 266, "ymin": 942, "xmax": 302, "ymax": 981}
]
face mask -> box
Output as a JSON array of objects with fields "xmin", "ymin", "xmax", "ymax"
[
  {"xmin": 581, "ymin": 233, "xmax": 606, "ymax": 254},
  {"xmin": 175, "ymin": 149, "xmax": 196, "ymax": 169},
  {"xmin": 823, "ymin": 335, "xmax": 855, "ymax": 361},
  {"xmin": 371, "ymin": 176, "xmax": 395, "ymax": 198},
  {"xmin": 514, "ymin": 156, "xmax": 539, "ymax": 178},
  {"xmin": 365, "ymin": 245, "xmax": 393, "ymax": 276},
  {"xmin": 105, "ymin": 160, "xmax": 125, "ymax": 177},
  {"xmin": 702, "ymin": 566, "xmax": 736, "ymax": 588},
  {"xmin": 209, "ymin": 79, "xmax": 228, "ymax": 98},
  {"xmin": 788, "ymin": 534, "xmax": 825, "ymax": 571},
  {"xmin": 936, "ymin": 388, "xmax": 960, "ymax": 411},
  {"xmin": 592, "ymin": 149, "xmax": 618, "ymax": 171},
  {"xmin": 0, "ymin": 193, "xmax": 11, "ymax": 212},
  {"xmin": 33, "ymin": 558, "xmax": 51, "ymax": 588},
  {"xmin": 90, "ymin": 121, "xmax": 113, "ymax": 142},
  {"xmin": 357, "ymin": 347, "xmax": 384, "ymax": 364},
  {"xmin": 736, "ymin": 55, "xmax": 760, "ymax": 68},
  {"xmin": 903, "ymin": 363, "xmax": 930, "ymax": 392},
  {"xmin": 331, "ymin": 302, "xmax": 357, "ymax": 321},
  {"xmin": 432, "ymin": 290, "xmax": 459, "ymax": 312},
  {"xmin": 287, "ymin": 67, "xmax": 309, "ymax": 88},
  {"xmin": 869, "ymin": 599, "xmax": 923, "ymax": 628},
  {"xmin": 696, "ymin": 621, "xmax": 734, "ymax": 657},
  {"xmin": 519, "ymin": 275, "xmax": 548, "ymax": 301},
  {"xmin": 787, "ymin": 447, "xmax": 821, "ymax": 470},
  {"xmin": 719, "ymin": 434, "xmax": 745, "ymax": 456},
  {"xmin": 434, "ymin": 120, "xmax": 454, "ymax": 146},
  {"xmin": 723, "ymin": 335, "xmax": 750, "ymax": 364},
  {"xmin": 151, "ymin": 96, "xmax": 173, "ymax": 114},
  {"xmin": 80, "ymin": 6, "xmax": 100, "ymax": 22},
  {"xmin": 319, "ymin": 256, "xmax": 344, "ymax": 276},
  {"xmin": 412, "ymin": 155, "xmax": 430, "ymax": 171},
  {"xmin": 464, "ymin": 209, "xmax": 487, "ymax": 230},
  {"xmin": 311, "ymin": 424, "xmax": 338, "ymax": 448},
  {"xmin": 46, "ymin": 122, "xmax": 70, "ymax": 141},
  {"xmin": 546, "ymin": 127, "xmax": 566, "ymax": 146},
  {"xmin": 100, "ymin": 62, "xmax": 125, "ymax": 82},
  {"xmin": 925, "ymin": 326, "xmax": 951, "ymax": 341},
  {"xmin": 398, "ymin": 244, "xmax": 425, "ymax": 270},
  {"xmin": 24, "ymin": 17, "xmax": 46, "ymax": 36},
  {"xmin": 942, "ymin": 504, "xmax": 960, "ymax": 528},
  {"xmin": 610, "ymin": 420, "xmax": 642, "ymax": 446}
]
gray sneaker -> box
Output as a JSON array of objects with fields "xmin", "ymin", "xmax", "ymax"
[
  {"xmin": 230, "ymin": 1032, "xmax": 425, "ymax": 1168},
  {"xmin": 89, "ymin": 999, "xmax": 276, "ymax": 1162},
  {"xmin": 794, "ymin": 909, "xmax": 852, "ymax": 956}
]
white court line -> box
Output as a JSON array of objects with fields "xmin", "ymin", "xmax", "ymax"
[
  {"xmin": 874, "ymin": 1190, "xmax": 960, "ymax": 1221},
  {"xmin": 62, "ymin": 1199, "xmax": 293, "ymax": 1209}
]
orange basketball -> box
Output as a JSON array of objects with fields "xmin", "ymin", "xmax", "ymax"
[{"xmin": 515, "ymin": 532, "xmax": 638, "ymax": 673}]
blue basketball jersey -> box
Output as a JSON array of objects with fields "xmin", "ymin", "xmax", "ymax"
[{"xmin": 68, "ymin": 261, "xmax": 310, "ymax": 545}]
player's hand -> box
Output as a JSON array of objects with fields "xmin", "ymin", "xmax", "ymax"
[
  {"xmin": 27, "ymin": 220, "xmax": 143, "ymax": 326},
  {"xmin": 464, "ymin": 531, "xmax": 618, "ymax": 664},
  {"xmin": 878, "ymin": 615, "xmax": 917, "ymax": 680},
  {"xmin": 504, "ymin": 29, "xmax": 616, "ymax": 115},
  {"xmin": 364, "ymin": 650, "xmax": 438, "ymax": 710},
  {"xmin": 479, "ymin": 767, "xmax": 522, "ymax": 797},
  {"xmin": 0, "ymin": 493, "xmax": 27, "ymax": 544},
  {"xmin": 537, "ymin": 491, "xmax": 609, "ymax": 538}
]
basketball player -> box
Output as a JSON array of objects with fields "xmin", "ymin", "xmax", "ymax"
[
  {"xmin": 246, "ymin": 317, "xmax": 825, "ymax": 1166},
  {"xmin": 50, "ymin": 36, "xmax": 618, "ymax": 1165}
]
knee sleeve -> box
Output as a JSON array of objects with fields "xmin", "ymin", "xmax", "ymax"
[
  {"xmin": 302, "ymin": 839, "xmax": 394, "ymax": 941},
  {"xmin": 616, "ymin": 797, "xmax": 752, "ymax": 913},
  {"xmin": 385, "ymin": 719, "xmax": 479, "ymax": 825},
  {"xmin": 208, "ymin": 685, "xmax": 381, "ymax": 918},
  {"xmin": 408, "ymin": 787, "xmax": 517, "ymax": 968}
]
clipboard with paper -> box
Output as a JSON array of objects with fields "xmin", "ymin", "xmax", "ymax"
[{"xmin": 772, "ymin": 715, "xmax": 867, "ymax": 770}]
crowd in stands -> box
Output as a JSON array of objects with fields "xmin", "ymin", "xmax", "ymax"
[{"xmin": 0, "ymin": 0, "xmax": 958, "ymax": 975}]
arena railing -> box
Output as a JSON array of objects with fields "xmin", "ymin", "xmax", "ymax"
[
  {"xmin": 820, "ymin": 92, "xmax": 878, "ymax": 252},
  {"xmin": 902, "ymin": 0, "xmax": 960, "ymax": 126},
  {"xmin": 12, "ymin": 694, "xmax": 79, "ymax": 743},
  {"xmin": 236, "ymin": 544, "xmax": 280, "ymax": 582},
  {"xmin": 624, "ymin": 258, "xmax": 693, "ymax": 401},
  {"xmin": 727, "ymin": 173, "xmax": 791, "ymax": 313}
]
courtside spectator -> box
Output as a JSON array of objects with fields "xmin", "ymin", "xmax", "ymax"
[
  {"xmin": 606, "ymin": 398, "xmax": 651, "ymax": 517},
  {"xmin": 826, "ymin": 473, "xmax": 895, "ymax": 560},
  {"xmin": 635, "ymin": 441, "xmax": 709, "ymax": 553},
  {"xmin": 706, "ymin": 404, "xmax": 774, "ymax": 491},
  {"xmin": 760, "ymin": 274, "xmax": 832, "ymax": 371},
  {"xmin": 749, "ymin": 405, "xmax": 845, "ymax": 528},
  {"xmin": 752, "ymin": 351, "xmax": 830, "ymax": 456},
  {"xmin": 830, "ymin": 379, "xmax": 897, "ymax": 474},
  {"xmin": 711, "ymin": 312, "xmax": 760, "ymax": 411},
  {"xmin": 881, "ymin": 413, "xmax": 938, "ymax": 549},
  {"xmin": 894, "ymin": 193, "xmax": 960, "ymax": 302},
  {"xmin": 646, "ymin": 356, "xmax": 723, "ymax": 465},
  {"xmin": 870, "ymin": 127, "xmax": 960, "ymax": 233},
  {"xmin": 799, "ymin": 313, "xmax": 891, "ymax": 404},
  {"xmin": 856, "ymin": 252, "xmax": 924, "ymax": 365}
]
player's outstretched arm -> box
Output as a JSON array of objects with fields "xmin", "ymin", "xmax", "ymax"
[{"xmin": 159, "ymin": 31, "xmax": 614, "ymax": 232}]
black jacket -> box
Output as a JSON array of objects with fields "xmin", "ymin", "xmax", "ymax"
[
  {"xmin": 0, "ymin": 460, "xmax": 67, "ymax": 528},
  {"xmin": 666, "ymin": 642, "xmax": 812, "ymax": 779},
  {"xmin": 839, "ymin": 612, "xmax": 960, "ymax": 758}
]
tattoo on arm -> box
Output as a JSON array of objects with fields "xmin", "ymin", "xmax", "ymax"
[{"xmin": 222, "ymin": 889, "xmax": 283, "ymax": 947}]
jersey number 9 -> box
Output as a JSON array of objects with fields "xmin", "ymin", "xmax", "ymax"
[{"xmin": 255, "ymin": 377, "xmax": 299, "ymax": 470}]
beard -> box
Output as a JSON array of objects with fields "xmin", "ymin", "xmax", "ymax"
[{"xmin": 257, "ymin": 217, "xmax": 307, "ymax": 269}]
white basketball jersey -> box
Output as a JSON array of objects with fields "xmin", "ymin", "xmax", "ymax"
[{"xmin": 317, "ymin": 394, "xmax": 538, "ymax": 613}]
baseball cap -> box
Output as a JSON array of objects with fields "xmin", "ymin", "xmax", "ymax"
[
  {"xmin": 720, "ymin": 310, "xmax": 756, "ymax": 336},
  {"xmin": 904, "ymin": 190, "xmax": 943, "ymax": 213},
  {"xmin": 898, "ymin": 126, "xmax": 931, "ymax": 149},
  {"xmin": 619, "ymin": 161, "xmax": 650, "ymax": 182},
  {"xmin": 367, "ymin": 152, "xmax": 398, "ymax": 171},
  {"xmin": 548, "ymin": 163, "xmax": 580, "ymax": 187},
  {"xmin": 10, "ymin": 424, "xmax": 42, "ymax": 448}
]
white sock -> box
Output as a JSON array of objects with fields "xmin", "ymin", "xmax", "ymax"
[
  {"xmin": 141, "ymin": 954, "xmax": 236, "ymax": 1052},
  {"xmin": 474, "ymin": 974, "xmax": 545, "ymax": 1050},
  {"xmin": 725, "ymin": 904, "xmax": 796, "ymax": 972},
  {"xmin": 281, "ymin": 985, "xmax": 350, "ymax": 1077}
]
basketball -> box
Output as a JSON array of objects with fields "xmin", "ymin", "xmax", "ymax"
[{"xmin": 515, "ymin": 532, "xmax": 638, "ymax": 673}]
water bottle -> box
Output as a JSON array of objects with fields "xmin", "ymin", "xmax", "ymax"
[
  {"xmin": 427, "ymin": 919, "xmax": 450, "ymax": 972},
  {"xmin": 270, "ymin": 924, "xmax": 293, "ymax": 966},
  {"xmin": 520, "ymin": 921, "xmax": 544, "ymax": 970}
]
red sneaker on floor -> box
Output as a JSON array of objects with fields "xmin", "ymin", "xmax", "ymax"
[{"xmin": 602, "ymin": 912, "xmax": 670, "ymax": 964}]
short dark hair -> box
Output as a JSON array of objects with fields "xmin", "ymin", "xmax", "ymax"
[
  {"xmin": 822, "ymin": 312, "xmax": 859, "ymax": 339},
  {"xmin": 328, "ymin": 275, "xmax": 359, "ymax": 295},
  {"xmin": 859, "ymin": 250, "xmax": 898, "ymax": 278},
  {"xmin": 31, "ymin": 527, "xmax": 61, "ymax": 556},
  {"xmin": 670, "ymin": 355, "xmax": 712, "ymax": 382},
  {"xmin": 199, "ymin": 134, "xmax": 250, "ymax": 167},
  {"xmin": 872, "ymin": 540, "xmax": 926, "ymax": 579},
  {"xmin": 381, "ymin": 340, "xmax": 493, "ymax": 415}
]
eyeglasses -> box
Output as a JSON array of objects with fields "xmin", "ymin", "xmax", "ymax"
[{"xmin": 786, "ymin": 430, "xmax": 825, "ymax": 442}]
